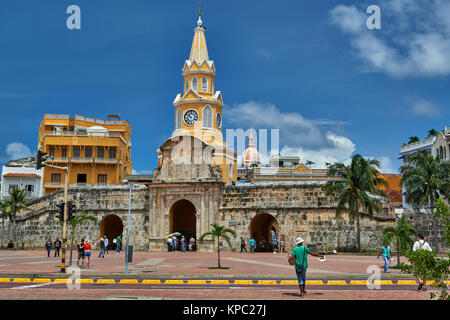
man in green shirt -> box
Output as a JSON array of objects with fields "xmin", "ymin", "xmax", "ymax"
[{"xmin": 292, "ymin": 237, "xmax": 324, "ymax": 297}]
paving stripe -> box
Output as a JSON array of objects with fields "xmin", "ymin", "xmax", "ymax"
[
  {"xmin": 280, "ymin": 280, "xmax": 298, "ymax": 285},
  {"xmin": 11, "ymin": 282, "xmax": 56, "ymax": 290},
  {"xmin": 54, "ymin": 279, "xmax": 72, "ymax": 283},
  {"xmin": 327, "ymin": 280, "xmax": 347, "ymax": 285},
  {"xmin": 0, "ymin": 278, "xmax": 10, "ymax": 282},
  {"xmin": 142, "ymin": 279, "xmax": 161, "ymax": 284},
  {"xmin": 187, "ymin": 280, "xmax": 207, "ymax": 285},
  {"xmin": 257, "ymin": 280, "xmax": 277, "ymax": 285},
  {"xmin": 96, "ymin": 279, "xmax": 116, "ymax": 284},
  {"xmin": 75, "ymin": 279, "xmax": 94, "ymax": 284},
  {"xmin": 397, "ymin": 280, "xmax": 417, "ymax": 285},
  {"xmin": 233, "ymin": 280, "xmax": 253, "ymax": 285},
  {"xmin": 350, "ymin": 280, "xmax": 369, "ymax": 285},
  {"xmin": 119, "ymin": 279, "xmax": 139, "ymax": 284},
  {"xmin": 33, "ymin": 278, "xmax": 51, "ymax": 283},
  {"xmin": 12, "ymin": 278, "xmax": 31, "ymax": 283},
  {"xmin": 165, "ymin": 280, "xmax": 184, "ymax": 284},
  {"xmin": 306, "ymin": 280, "xmax": 324, "ymax": 285},
  {"xmin": 210, "ymin": 280, "xmax": 230, "ymax": 285},
  {"xmin": 373, "ymin": 280, "xmax": 393, "ymax": 285}
]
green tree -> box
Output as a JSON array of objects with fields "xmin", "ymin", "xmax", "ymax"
[
  {"xmin": 199, "ymin": 223, "xmax": 237, "ymax": 268},
  {"xmin": 399, "ymin": 250, "xmax": 450, "ymax": 300},
  {"xmin": 400, "ymin": 152, "xmax": 450, "ymax": 252},
  {"xmin": 382, "ymin": 216, "xmax": 417, "ymax": 265},
  {"xmin": 434, "ymin": 198, "xmax": 450, "ymax": 247},
  {"xmin": 325, "ymin": 155, "xmax": 388, "ymax": 252},
  {"xmin": 427, "ymin": 129, "xmax": 438, "ymax": 138},
  {"xmin": 408, "ymin": 136, "xmax": 420, "ymax": 144},
  {"xmin": 0, "ymin": 201, "xmax": 8, "ymax": 246},
  {"xmin": 305, "ymin": 160, "xmax": 315, "ymax": 168},
  {"xmin": 0, "ymin": 187, "xmax": 27, "ymax": 245},
  {"xmin": 66, "ymin": 212, "xmax": 99, "ymax": 266}
]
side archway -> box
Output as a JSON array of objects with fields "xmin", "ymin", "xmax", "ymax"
[
  {"xmin": 249, "ymin": 213, "xmax": 279, "ymax": 252},
  {"xmin": 100, "ymin": 214, "xmax": 124, "ymax": 250}
]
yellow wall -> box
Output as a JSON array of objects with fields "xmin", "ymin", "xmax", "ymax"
[{"xmin": 38, "ymin": 114, "xmax": 132, "ymax": 194}]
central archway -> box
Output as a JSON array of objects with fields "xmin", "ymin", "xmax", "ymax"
[
  {"xmin": 170, "ymin": 199, "xmax": 197, "ymax": 247},
  {"xmin": 249, "ymin": 213, "xmax": 279, "ymax": 252}
]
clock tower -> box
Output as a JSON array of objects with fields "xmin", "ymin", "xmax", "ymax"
[{"xmin": 157, "ymin": 13, "xmax": 237, "ymax": 183}]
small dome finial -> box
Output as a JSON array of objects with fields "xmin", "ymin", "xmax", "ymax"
[
  {"xmin": 197, "ymin": 16, "xmax": 203, "ymax": 27},
  {"xmin": 197, "ymin": 0, "xmax": 204, "ymax": 27}
]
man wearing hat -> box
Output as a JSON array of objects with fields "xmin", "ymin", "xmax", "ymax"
[{"xmin": 292, "ymin": 237, "xmax": 324, "ymax": 297}]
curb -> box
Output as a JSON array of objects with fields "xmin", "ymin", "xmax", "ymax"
[{"xmin": 3, "ymin": 277, "xmax": 448, "ymax": 286}]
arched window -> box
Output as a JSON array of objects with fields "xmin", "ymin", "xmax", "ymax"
[
  {"xmin": 192, "ymin": 77, "xmax": 198, "ymax": 91},
  {"xmin": 176, "ymin": 108, "xmax": 182, "ymax": 130},
  {"xmin": 202, "ymin": 105, "xmax": 213, "ymax": 128},
  {"xmin": 185, "ymin": 79, "xmax": 188, "ymax": 93},
  {"xmin": 202, "ymin": 77, "xmax": 208, "ymax": 92}
]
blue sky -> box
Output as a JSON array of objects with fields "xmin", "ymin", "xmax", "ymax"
[{"xmin": 0, "ymin": 0, "xmax": 448, "ymax": 174}]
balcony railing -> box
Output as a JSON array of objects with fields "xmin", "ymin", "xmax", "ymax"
[
  {"xmin": 74, "ymin": 114, "xmax": 125, "ymax": 125},
  {"xmin": 400, "ymin": 137, "xmax": 435, "ymax": 154},
  {"xmin": 95, "ymin": 158, "xmax": 118, "ymax": 163},
  {"xmin": 69, "ymin": 183, "xmax": 94, "ymax": 188},
  {"xmin": 71, "ymin": 157, "xmax": 93, "ymax": 163},
  {"xmin": 44, "ymin": 114, "xmax": 69, "ymax": 119},
  {"xmin": 45, "ymin": 131, "xmax": 121, "ymax": 138},
  {"xmin": 44, "ymin": 182, "xmax": 64, "ymax": 188}
]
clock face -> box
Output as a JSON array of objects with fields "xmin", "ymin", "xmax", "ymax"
[
  {"xmin": 183, "ymin": 109, "xmax": 198, "ymax": 126},
  {"xmin": 216, "ymin": 112, "xmax": 222, "ymax": 128}
]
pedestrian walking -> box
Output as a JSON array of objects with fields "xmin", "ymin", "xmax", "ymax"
[
  {"xmin": 412, "ymin": 234, "xmax": 432, "ymax": 291},
  {"xmin": 54, "ymin": 238, "xmax": 62, "ymax": 257},
  {"xmin": 104, "ymin": 236, "xmax": 109, "ymax": 255},
  {"xmin": 189, "ymin": 237, "xmax": 196, "ymax": 251},
  {"xmin": 98, "ymin": 237, "xmax": 105, "ymax": 258},
  {"xmin": 181, "ymin": 236, "xmax": 187, "ymax": 252},
  {"xmin": 115, "ymin": 235, "xmax": 122, "ymax": 254},
  {"xmin": 167, "ymin": 237, "xmax": 173, "ymax": 252},
  {"xmin": 249, "ymin": 238, "xmax": 256, "ymax": 253},
  {"xmin": 77, "ymin": 238, "xmax": 85, "ymax": 267},
  {"xmin": 172, "ymin": 236, "xmax": 178, "ymax": 252},
  {"xmin": 240, "ymin": 237, "xmax": 247, "ymax": 252},
  {"xmin": 271, "ymin": 233, "xmax": 278, "ymax": 254},
  {"xmin": 45, "ymin": 239, "xmax": 52, "ymax": 258},
  {"xmin": 377, "ymin": 242, "xmax": 391, "ymax": 273},
  {"xmin": 259, "ymin": 239, "xmax": 265, "ymax": 252},
  {"xmin": 83, "ymin": 240, "xmax": 92, "ymax": 268},
  {"xmin": 291, "ymin": 237, "xmax": 324, "ymax": 297}
]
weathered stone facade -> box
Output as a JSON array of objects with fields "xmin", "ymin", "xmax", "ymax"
[{"xmin": 3, "ymin": 180, "xmax": 401, "ymax": 252}]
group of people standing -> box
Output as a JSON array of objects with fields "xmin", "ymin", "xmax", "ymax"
[
  {"xmin": 45, "ymin": 238, "xmax": 62, "ymax": 257},
  {"xmin": 240, "ymin": 236, "xmax": 279, "ymax": 253},
  {"xmin": 167, "ymin": 235, "xmax": 196, "ymax": 252}
]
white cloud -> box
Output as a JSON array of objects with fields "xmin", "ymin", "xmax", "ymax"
[
  {"xmin": 408, "ymin": 97, "xmax": 441, "ymax": 118},
  {"xmin": 5, "ymin": 142, "xmax": 33, "ymax": 160},
  {"xmin": 225, "ymin": 101, "xmax": 356, "ymax": 168},
  {"xmin": 330, "ymin": 0, "xmax": 450, "ymax": 77}
]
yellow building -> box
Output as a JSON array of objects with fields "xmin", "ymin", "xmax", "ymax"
[
  {"xmin": 38, "ymin": 114, "xmax": 132, "ymax": 194},
  {"xmin": 158, "ymin": 15, "xmax": 237, "ymax": 182}
]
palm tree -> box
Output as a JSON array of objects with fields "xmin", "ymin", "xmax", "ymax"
[
  {"xmin": 1, "ymin": 187, "xmax": 27, "ymax": 245},
  {"xmin": 427, "ymin": 129, "xmax": 438, "ymax": 138},
  {"xmin": 400, "ymin": 151, "xmax": 450, "ymax": 252},
  {"xmin": 199, "ymin": 223, "xmax": 237, "ymax": 268},
  {"xmin": 382, "ymin": 216, "xmax": 418, "ymax": 265},
  {"xmin": 0, "ymin": 201, "xmax": 8, "ymax": 247},
  {"xmin": 325, "ymin": 155, "xmax": 388, "ymax": 252},
  {"xmin": 67, "ymin": 212, "xmax": 99, "ymax": 266},
  {"xmin": 408, "ymin": 136, "xmax": 420, "ymax": 144},
  {"xmin": 305, "ymin": 160, "xmax": 315, "ymax": 168}
]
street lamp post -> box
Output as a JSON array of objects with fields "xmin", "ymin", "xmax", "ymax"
[{"xmin": 122, "ymin": 179, "xmax": 132, "ymax": 274}]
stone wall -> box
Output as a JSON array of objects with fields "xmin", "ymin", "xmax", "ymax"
[
  {"xmin": 219, "ymin": 181, "xmax": 396, "ymax": 252},
  {"xmin": 1, "ymin": 185, "xmax": 149, "ymax": 250},
  {"xmin": 2, "ymin": 181, "xmax": 403, "ymax": 253},
  {"xmin": 400, "ymin": 208, "xmax": 449, "ymax": 252}
]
